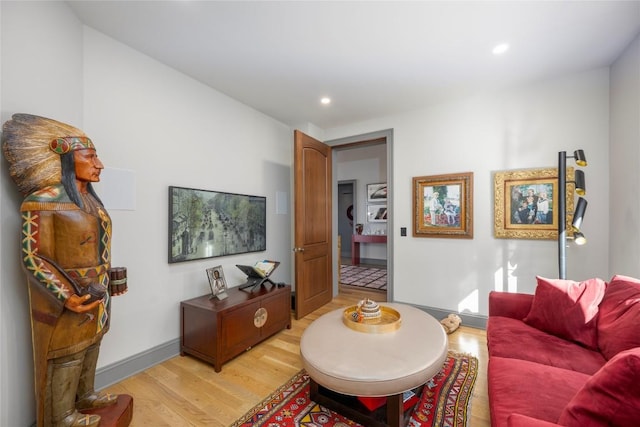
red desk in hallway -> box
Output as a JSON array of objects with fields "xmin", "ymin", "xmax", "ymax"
[{"xmin": 351, "ymin": 234, "xmax": 387, "ymax": 266}]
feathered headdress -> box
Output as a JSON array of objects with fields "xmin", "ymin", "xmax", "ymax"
[{"xmin": 2, "ymin": 114, "xmax": 92, "ymax": 196}]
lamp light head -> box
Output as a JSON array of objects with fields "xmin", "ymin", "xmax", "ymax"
[
  {"xmin": 574, "ymin": 149, "xmax": 587, "ymax": 167},
  {"xmin": 574, "ymin": 231, "xmax": 587, "ymax": 246},
  {"xmin": 575, "ymin": 169, "xmax": 586, "ymax": 196},
  {"xmin": 571, "ymin": 197, "xmax": 588, "ymax": 231}
]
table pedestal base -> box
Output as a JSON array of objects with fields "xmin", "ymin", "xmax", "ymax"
[{"xmin": 309, "ymin": 379, "xmax": 417, "ymax": 427}]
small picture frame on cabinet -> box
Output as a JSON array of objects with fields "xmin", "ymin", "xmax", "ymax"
[{"xmin": 206, "ymin": 266, "xmax": 228, "ymax": 300}]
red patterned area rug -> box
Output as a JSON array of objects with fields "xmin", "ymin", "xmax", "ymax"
[
  {"xmin": 339, "ymin": 265, "xmax": 387, "ymax": 291},
  {"xmin": 230, "ymin": 350, "xmax": 478, "ymax": 427}
]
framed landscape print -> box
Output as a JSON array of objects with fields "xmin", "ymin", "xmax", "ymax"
[
  {"xmin": 493, "ymin": 167, "xmax": 575, "ymax": 240},
  {"xmin": 413, "ymin": 172, "xmax": 473, "ymax": 238},
  {"xmin": 168, "ymin": 186, "xmax": 266, "ymax": 263}
]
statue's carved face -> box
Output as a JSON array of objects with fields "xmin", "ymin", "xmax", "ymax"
[{"xmin": 73, "ymin": 149, "xmax": 104, "ymax": 183}]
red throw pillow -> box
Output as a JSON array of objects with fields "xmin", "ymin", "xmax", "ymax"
[
  {"xmin": 558, "ymin": 347, "xmax": 640, "ymax": 426},
  {"xmin": 523, "ymin": 276, "xmax": 606, "ymax": 350},
  {"xmin": 597, "ymin": 275, "xmax": 640, "ymax": 360}
]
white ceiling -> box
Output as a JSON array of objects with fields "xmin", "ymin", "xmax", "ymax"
[{"xmin": 67, "ymin": 1, "xmax": 640, "ymax": 129}]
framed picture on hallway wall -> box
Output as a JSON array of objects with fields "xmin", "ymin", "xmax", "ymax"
[
  {"xmin": 367, "ymin": 204, "xmax": 388, "ymax": 222},
  {"xmin": 367, "ymin": 182, "xmax": 387, "ymax": 202},
  {"xmin": 413, "ymin": 172, "xmax": 473, "ymax": 239},
  {"xmin": 494, "ymin": 167, "xmax": 575, "ymax": 240}
]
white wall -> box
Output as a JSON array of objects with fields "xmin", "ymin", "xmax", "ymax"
[
  {"xmin": 609, "ymin": 33, "xmax": 640, "ymax": 277},
  {"xmin": 81, "ymin": 27, "xmax": 293, "ymax": 367},
  {"xmin": 1, "ymin": 2, "xmax": 85, "ymax": 424},
  {"xmin": 1, "ymin": 2, "xmax": 293, "ymax": 425},
  {"xmin": 325, "ymin": 69, "xmax": 611, "ymax": 315}
]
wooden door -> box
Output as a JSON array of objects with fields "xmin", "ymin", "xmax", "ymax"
[{"xmin": 293, "ymin": 130, "xmax": 333, "ymax": 319}]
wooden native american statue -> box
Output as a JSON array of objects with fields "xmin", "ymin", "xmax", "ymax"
[{"xmin": 2, "ymin": 114, "xmax": 128, "ymax": 427}]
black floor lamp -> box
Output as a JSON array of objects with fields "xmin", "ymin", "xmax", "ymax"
[{"xmin": 558, "ymin": 150, "xmax": 588, "ymax": 279}]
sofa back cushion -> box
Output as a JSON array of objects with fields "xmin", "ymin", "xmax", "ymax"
[
  {"xmin": 523, "ymin": 276, "xmax": 606, "ymax": 350},
  {"xmin": 597, "ymin": 275, "xmax": 640, "ymax": 360},
  {"xmin": 558, "ymin": 347, "xmax": 640, "ymax": 427}
]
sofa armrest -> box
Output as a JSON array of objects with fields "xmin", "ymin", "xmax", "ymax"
[
  {"xmin": 508, "ymin": 414, "xmax": 561, "ymax": 427},
  {"xmin": 489, "ymin": 291, "xmax": 533, "ymax": 319}
]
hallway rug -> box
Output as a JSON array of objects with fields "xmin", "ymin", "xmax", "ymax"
[
  {"xmin": 339, "ymin": 264, "xmax": 387, "ymax": 291},
  {"xmin": 230, "ymin": 350, "xmax": 478, "ymax": 427}
]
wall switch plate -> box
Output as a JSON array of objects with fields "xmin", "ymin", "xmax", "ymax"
[{"xmin": 400, "ymin": 227, "xmax": 407, "ymax": 236}]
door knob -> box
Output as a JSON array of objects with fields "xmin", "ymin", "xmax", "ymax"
[{"xmin": 292, "ymin": 247, "xmax": 305, "ymax": 252}]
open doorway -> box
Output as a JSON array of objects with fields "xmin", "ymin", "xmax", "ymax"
[
  {"xmin": 330, "ymin": 130, "xmax": 392, "ymax": 300},
  {"xmin": 337, "ymin": 180, "xmax": 356, "ymax": 263}
]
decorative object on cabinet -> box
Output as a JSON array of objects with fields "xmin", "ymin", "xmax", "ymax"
[
  {"xmin": 206, "ymin": 265, "xmax": 228, "ymax": 300},
  {"xmin": 237, "ymin": 260, "xmax": 280, "ymax": 291},
  {"xmin": 168, "ymin": 186, "xmax": 266, "ymax": 263},
  {"xmin": 413, "ymin": 172, "xmax": 473, "ymax": 238},
  {"xmin": 494, "ymin": 167, "xmax": 574, "ymax": 240}
]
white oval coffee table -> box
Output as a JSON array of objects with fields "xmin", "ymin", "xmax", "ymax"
[{"xmin": 300, "ymin": 303, "xmax": 448, "ymax": 427}]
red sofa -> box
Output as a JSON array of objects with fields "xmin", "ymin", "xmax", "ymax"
[{"xmin": 486, "ymin": 275, "xmax": 640, "ymax": 427}]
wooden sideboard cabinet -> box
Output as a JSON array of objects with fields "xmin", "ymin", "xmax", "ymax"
[{"xmin": 180, "ymin": 284, "xmax": 292, "ymax": 372}]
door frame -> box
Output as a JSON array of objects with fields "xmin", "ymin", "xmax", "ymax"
[{"xmin": 326, "ymin": 129, "xmax": 394, "ymax": 301}]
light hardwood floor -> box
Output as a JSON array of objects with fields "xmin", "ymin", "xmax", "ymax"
[{"xmin": 103, "ymin": 288, "xmax": 490, "ymax": 426}]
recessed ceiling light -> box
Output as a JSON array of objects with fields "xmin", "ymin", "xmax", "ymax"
[
  {"xmin": 320, "ymin": 97, "xmax": 331, "ymax": 105},
  {"xmin": 492, "ymin": 43, "xmax": 510, "ymax": 55}
]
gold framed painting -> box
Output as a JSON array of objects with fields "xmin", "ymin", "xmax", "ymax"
[
  {"xmin": 494, "ymin": 167, "xmax": 574, "ymax": 240},
  {"xmin": 413, "ymin": 172, "xmax": 473, "ymax": 238}
]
